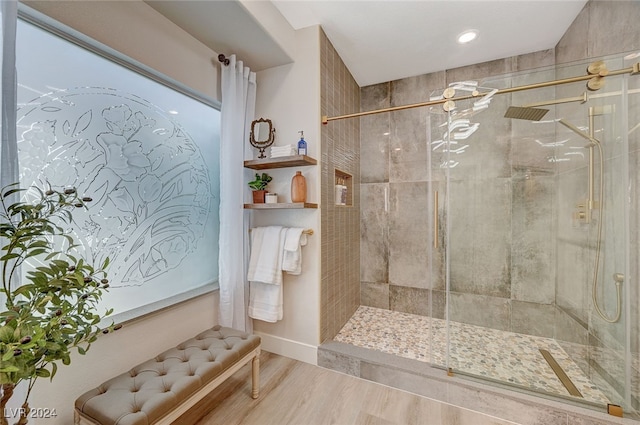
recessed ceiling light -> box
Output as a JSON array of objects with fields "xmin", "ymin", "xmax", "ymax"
[
  {"xmin": 624, "ymin": 52, "xmax": 640, "ymax": 60},
  {"xmin": 457, "ymin": 30, "xmax": 478, "ymax": 44}
]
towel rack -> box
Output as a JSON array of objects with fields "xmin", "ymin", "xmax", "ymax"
[{"xmin": 249, "ymin": 228, "xmax": 314, "ymax": 236}]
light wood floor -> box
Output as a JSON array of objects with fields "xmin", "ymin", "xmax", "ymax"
[{"xmin": 175, "ymin": 351, "xmax": 519, "ymax": 425}]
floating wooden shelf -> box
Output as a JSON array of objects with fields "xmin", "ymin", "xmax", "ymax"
[
  {"xmin": 244, "ymin": 155, "xmax": 317, "ymax": 170},
  {"xmin": 244, "ymin": 202, "xmax": 318, "ymax": 209},
  {"xmin": 244, "ymin": 156, "xmax": 317, "ymax": 208}
]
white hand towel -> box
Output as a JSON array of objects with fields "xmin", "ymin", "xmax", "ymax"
[
  {"xmin": 270, "ymin": 152, "xmax": 297, "ymax": 158},
  {"xmin": 282, "ymin": 227, "xmax": 307, "ymax": 275},
  {"xmin": 247, "ymin": 226, "xmax": 285, "ymax": 285},
  {"xmin": 270, "ymin": 146, "xmax": 295, "ymax": 152},
  {"xmin": 270, "ymin": 146, "xmax": 298, "ymax": 158}
]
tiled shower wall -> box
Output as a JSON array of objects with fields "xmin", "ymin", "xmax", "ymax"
[
  {"xmin": 553, "ymin": 0, "xmax": 640, "ymax": 406},
  {"xmin": 320, "ymin": 29, "xmax": 361, "ymax": 342},
  {"xmin": 359, "ymin": 0, "xmax": 640, "ymax": 406},
  {"xmin": 360, "ymin": 51, "xmax": 557, "ymax": 330},
  {"xmin": 360, "ymin": 0, "xmax": 640, "ymax": 340}
]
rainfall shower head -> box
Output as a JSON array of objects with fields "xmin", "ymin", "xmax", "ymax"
[{"xmin": 504, "ymin": 106, "xmax": 549, "ymax": 121}]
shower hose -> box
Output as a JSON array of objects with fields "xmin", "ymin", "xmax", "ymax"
[{"xmin": 592, "ymin": 140, "xmax": 622, "ymax": 323}]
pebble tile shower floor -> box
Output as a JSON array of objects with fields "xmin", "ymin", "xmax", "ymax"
[{"xmin": 335, "ymin": 306, "xmax": 610, "ymax": 405}]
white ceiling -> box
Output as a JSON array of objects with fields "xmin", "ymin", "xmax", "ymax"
[{"xmin": 148, "ymin": 0, "xmax": 588, "ymax": 87}]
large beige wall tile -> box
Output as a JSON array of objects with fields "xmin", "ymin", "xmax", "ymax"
[
  {"xmin": 388, "ymin": 182, "xmax": 429, "ymax": 289},
  {"xmin": 360, "ymin": 183, "xmax": 389, "ymax": 283}
]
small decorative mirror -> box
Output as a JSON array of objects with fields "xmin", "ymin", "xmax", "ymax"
[{"xmin": 249, "ymin": 118, "xmax": 275, "ymax": 159}]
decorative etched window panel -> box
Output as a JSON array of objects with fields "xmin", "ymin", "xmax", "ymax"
[{"xmin": 15, "ymin": 17, "xmax": 220, "ymax": 317}]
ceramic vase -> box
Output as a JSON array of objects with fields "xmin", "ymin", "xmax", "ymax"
[{"xmin": 291, "ymin": 171, "xmax": 306, "ymax": 203}]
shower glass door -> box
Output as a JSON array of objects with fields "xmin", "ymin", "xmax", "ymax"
[
  {"xmin": 427, "ymin": 93, "xmax": 450, "ymax": 370},
  {"xmin": 429, "ymin": 54, "xmax": 638, "ymax": 416}
]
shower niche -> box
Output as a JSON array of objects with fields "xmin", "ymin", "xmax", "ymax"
[{"xmin": 334, "ymin": 169, "xmax": 352, "ymax": 206}]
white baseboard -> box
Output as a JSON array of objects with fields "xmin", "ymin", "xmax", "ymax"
[{"xmin": 254, "ymin": 331, "xmax": 318, "ymax": 365}]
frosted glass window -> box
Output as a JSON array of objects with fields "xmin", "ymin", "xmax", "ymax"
[{"xmin": 15, "ymin": 17, "xmax": 220, "ymax": 318}]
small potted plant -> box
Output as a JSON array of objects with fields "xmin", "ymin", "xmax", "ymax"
[{"xmin": 248, "ymin": 173, "xmax": 272, "ymax": 203}]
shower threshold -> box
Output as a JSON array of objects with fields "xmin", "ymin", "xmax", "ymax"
[{"xmin": 331, "ymin": 306, "xmax": 609, "ymax": 406}]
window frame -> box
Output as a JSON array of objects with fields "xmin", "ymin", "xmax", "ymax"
[{"xmin": 16, "ymin": 4, "xmax": 221, "ymax": 325}]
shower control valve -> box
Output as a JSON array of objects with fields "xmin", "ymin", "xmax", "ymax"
[{"xmin": 573, "ymin": 200, "xmax": 591, "ymax": 224}]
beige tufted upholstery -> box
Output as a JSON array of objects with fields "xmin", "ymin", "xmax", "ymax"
[{"xmin": 74, "ymin": 326, "xmax": 261, "ymax": 425}]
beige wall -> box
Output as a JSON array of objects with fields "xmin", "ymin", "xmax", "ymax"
[
  {"xmin": 251, "ymin": 25, "xmax": 322, "ymax": 363},
  {"xmin": 19, "ymin": 1, "xmax": 221, "ymax": 423},
  {"xmin": 239, "ymin": 0, "xmax": 296, "ymax": 62}
]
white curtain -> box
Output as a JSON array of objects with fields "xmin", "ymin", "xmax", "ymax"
[
  {"xmin": 1, "ymin": 0, "xmax": 20, "ymax": 304},
  {"xmin": 1, "ymin": 0, "xmax": 27, "ymax": 413},
  {"xmin": 1, "ymin": 0, "xmax": 18, "ymax": 190},
  {"xmin": 0, "ymin": 0, "xmax": 19, "ymax": 299},
  {"xmin": 218, "ymin": 55, "xmax": 256, "ymax": 332}
]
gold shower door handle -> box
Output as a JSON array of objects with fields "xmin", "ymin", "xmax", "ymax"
[{"xmin": 433, "ymin": 190, "xmax": 439, "ymax": 249}]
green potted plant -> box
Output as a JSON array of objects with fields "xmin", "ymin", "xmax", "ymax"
[
  {"xmin": 248, "ymin": 173, "xmax": 272, "ymax": 203},
  {"xmin": 0, "ymin": 183, "xmax": 118, "ymax": 425}
]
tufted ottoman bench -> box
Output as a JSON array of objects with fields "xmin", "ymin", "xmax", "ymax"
[{"xmin": 74, "ymin": 326, "xmax": 261, "ymax": 425}]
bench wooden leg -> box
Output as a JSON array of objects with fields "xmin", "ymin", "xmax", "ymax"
[{"xmin": 252, "ymin": 349, "xmax": 260, "ymax": 399}]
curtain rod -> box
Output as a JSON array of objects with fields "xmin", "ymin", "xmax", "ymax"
[{"xmin": 321, "ymin": 61, "xmax": 640, "ymax": 124}]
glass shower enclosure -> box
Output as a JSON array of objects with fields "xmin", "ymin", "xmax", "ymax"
[{"xmin": 428, "ymin": 53, "xmax": 640, "ymax": 416}]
